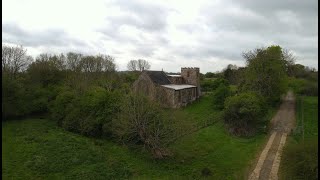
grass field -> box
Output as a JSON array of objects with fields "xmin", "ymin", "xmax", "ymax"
[
  {"xmin": 295, "ymin": 96, "xmax": 318, "ymax": 139},
  {"xmin": 279, "ymin": 96, "xmax": 318, "ymax": 179},
  {"xmin": 3, "ymin": 95, "xmax": 269, "ymax": 179}
]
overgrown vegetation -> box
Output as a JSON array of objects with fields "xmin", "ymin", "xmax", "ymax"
[
  {"xmin": 212, "ymin": 83, "xmax": 231, "ymax": 110},
  {"xmin": 2, "ymin": 43, "xmax": 318, "ymax": 178},
  {"xmin": 223, "ymin": 92, "xmax": 267, "ymax": 137},
  {"xmin": 214, "ymin": 46, "xmax": 288, "ymax": 136},
  {"xmin": 2, "ymin": 96, "xmax": 267, "ymax": 179},
  {"xmin": 280, "ymin": 96, "xmax": 318, "ymax": 180},
  {"xmin": 241, "ymin": 45, "xmax": 288, "ymax": 105},
  {"xmin": 2, "ymin": 44, "xmax": 164, "ymax": 156},
  {"xmin": 113, "ymin": 94, "xmax": 175, "ymax": 158}
]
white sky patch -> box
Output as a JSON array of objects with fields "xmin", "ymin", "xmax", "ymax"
[{"xmin": 2, "ymin": 0, "xmax": 318, "ymax": 73}]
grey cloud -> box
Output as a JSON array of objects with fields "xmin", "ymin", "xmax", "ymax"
[
  {"xmin": 97, "ymin": 0, "xmax": 171, "ymax": 58},
  {"xmin": 240, "ymin": 0, "xmax": 317, "ymax": 37},
  {"xmin": 2, "ymin": 0, "xmax": 317, "ymax": 72},
  {"xmin": 173, "ymin": 44, "xmax": 243, "ymax": 61},
  {"xmin": 188, "ymin": 0, "xmax": 318, "ymax": 66},
  {"xmin": 237, "ymin": 0, "xmax": 317, "ymax": 16},
  {"xmin": 105, "ymin": 0, "xmax": 171, "ymax": 32},
  {"xmin": 2, "ymin": 23, "xmax": 87, "ymax": 48},
  {"xmin": 101, "ymin": 0, "xmax": 316, "ymax": 69}
]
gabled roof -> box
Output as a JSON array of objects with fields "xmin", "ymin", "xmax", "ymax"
[{"xmin": 144, "ymin": 71, "xmax": 171, "ymax": 85}]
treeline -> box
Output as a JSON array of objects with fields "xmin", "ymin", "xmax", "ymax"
[
  {"xmin": 205, "ymin": 45, "xmax": 318, "ymax": 136},
  {"xmin": 2, "ymin": 45, "xmax": 125, "ymax": 119},
  {"xmin": 2, "ymin": 44, "xmax": 175, "ymax": 158}
]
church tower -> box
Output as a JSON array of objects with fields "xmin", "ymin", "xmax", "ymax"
[{"xmin": 181, "ymin": 67, "xmax": 201, "ymax": 97}]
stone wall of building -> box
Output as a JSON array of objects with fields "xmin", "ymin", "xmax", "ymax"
[
  {"xmin": 171, "ymin": 87, "xmax": 197, "ymax": 108},
  {"xmin": 167, "ymin": 76, "xmax": 185, "ymax": 84},
  {"xmin": 155, "ymin": 86, "xmax": 198, "ymax": 108},
  {"xmin": 133, "ymin": 68, "xmax": 201, "ymax": 108},
  {"xmin": 181, "ymin": 67, "xmax": 201, "ymax": 96},
  {"xmin": 157, "ymin": 86, "xmax": 175, "ymax": 107},
  {"xmin": 133, "ymin": 73, "xmax": 157, "ymax": 100}
]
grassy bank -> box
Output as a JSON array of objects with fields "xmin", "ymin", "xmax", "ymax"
[
  {"xmin": 279, "ymin": 96, "xmax": 318, "ymax": 179},
  {"xmin": 3, "ymin": 95, "xmax": 268, "ymax": 179}
]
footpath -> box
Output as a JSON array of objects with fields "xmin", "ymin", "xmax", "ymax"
[{"xmin": 249, "ymin": 91, "xmax": 295, "ymax": 180}]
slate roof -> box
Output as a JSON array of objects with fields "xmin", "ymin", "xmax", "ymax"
[{"xmin": 145, "ymin": 71, "xmax": 171, "ymax": 85}]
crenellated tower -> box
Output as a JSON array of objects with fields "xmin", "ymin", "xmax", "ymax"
[{"xmin": 181, "ymin": 67, "xmax": 201, "ymax": 97}]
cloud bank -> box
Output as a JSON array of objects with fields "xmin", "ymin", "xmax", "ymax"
[{"xmin": 2, "ymin": 0, "xmax": 318, "ymax": 73}]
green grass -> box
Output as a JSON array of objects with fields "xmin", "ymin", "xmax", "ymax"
[
  {"xmin": 279, "ymin": 96, "xmax": 318, "ymax": 180},
  {"xmin": 295, "ymin": 96, "xmax": 318, "ymax": 139},
  {"xmin": 3, "ymin": 95, "xmax": 268, "ymax": 179}
]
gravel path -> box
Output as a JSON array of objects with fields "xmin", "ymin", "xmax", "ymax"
[{"xmin": 249, "ymin": 91, "xmax": 295, "ymax": 180}]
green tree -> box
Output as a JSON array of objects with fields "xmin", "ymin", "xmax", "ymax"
[
  {"xmin": 242, "ymin": 45, "xmax": 288, "ymax": 105},
  {"xmin": 27, "ymin": 54, "xmax": 66, "ymax": 87},
  {"xmin": 2, "ymin": 44, "xmax": 32, "ymax": 79},
  {"xmin": 212, "ymin": 83, "xmax": 231, "ymax": 110}
]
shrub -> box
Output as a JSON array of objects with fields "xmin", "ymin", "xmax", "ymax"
[
  {"xmin": 2, "ymin": 75, "xmax": 29, "ymax": 119},
  {"xmin": 62, "ymin": 108, "xmax": 81, "ymax": 133},
  {"xmin": 288, "ymin": 77, "xmax": 307, "ymax": 94},
  {"xmin": 49, "ymin": 89, "xmax": 76, "ymax": 126},
  {"xmin": 288, "ymin": 77, "xmax": 318, "ymax": 96},
  {"xmin": 26, "ymin": 87, "xmax": 51, "ymax": 114},
  {"xmin": 79, "ymin": 87, "xmax": 122, "ymax": 137},
  {"xmin": 212, "ymin": 78, "xmax": 229, "ymax": 89},
  {"xmin": 113, "ymin": 93, "xmax": 174, "ymax": 159},
  {"xmin": 200, "ymin": 79, "xmax": 214, "ymax": 92},
  {"xmin": 212, "ymin": 84, "xmax": 231, "ymax": 110},
  {"xmin": 223, "ymin": 92, "xmax": 267, "ymax": 136},
  {"xmin": 281, "ymin": 138, "xmax": 318, "ymax": 180},
  {"xmin": 52, "ymin": 86, "xmax": 122, "ymax": 137},
  {"xmin": 200, "ymin": 78, "xmax": 229, "ymax": 92},
  {"xmin": 299, "ymin": 82, "xmax": 318, "ymax": 96}
]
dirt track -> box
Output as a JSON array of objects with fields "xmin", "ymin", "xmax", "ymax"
[{"xmin": 249, "ymin": 91, "xmax": 295, "ymax": 180}]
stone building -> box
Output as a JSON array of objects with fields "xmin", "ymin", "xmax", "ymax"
[{"xmin": 133, "ymin": 67, "xmax": 201, "ymax": 108}]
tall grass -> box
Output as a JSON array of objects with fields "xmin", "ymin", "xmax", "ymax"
[
  {"xmin": 279, "ymin": 96, "xmax": 318, "ymax": 180},
  {"xmin": 3, "ymin": 95, "xmax": 269, "ymax": 179}
]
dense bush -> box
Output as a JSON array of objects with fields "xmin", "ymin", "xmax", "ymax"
[
  {"xmin": 288, "ymin": 77, "xmax": 318, "ymax": 96},
  {"xmin": 50, "ymin": 87, "xmax": 122, "ymax": 137},
  {"xmin": 212, "ymin": 84, "xmax": 231, "ymax": 110},
  {"xmin": 200, "ymin": 79, "xmax": 215, "ymax": 92},
  {"xmin": 201, "ymin": 78, "xmax": 229, "ymax": 92},
  {"xmin": 223, "ymin": 92, "xmax": 267, "ymax": 136},
  {"xmin": 113, "ymin": 93, "xmax": 174, "ymax": 159},
  {"xmin": 50, "ymin": 88, "xmax": 77, "ymax": 126},
  {"xmin": 281, "ymin": 138, "xmax": 318, "ymax": 180},
  {"xmin": 2, "ymin": 75, "xmax": 28, "ymax": 119},
  {"xmin": 299, "ymin": 82, "xmax": 318, "ymax": 96},
  {"xmin": 288, "ymin": 77, "xmax": 307, "ymax": 94}
]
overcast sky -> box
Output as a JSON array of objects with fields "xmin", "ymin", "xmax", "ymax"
[{"xmin": 2, "ymin": 0, "xmax": 318, "ymax": 73}]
